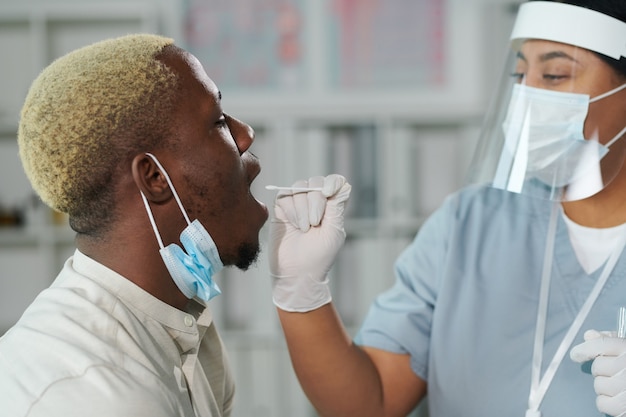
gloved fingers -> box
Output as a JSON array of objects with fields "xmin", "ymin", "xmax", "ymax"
[
  {"xmin": 275, "ymin": 179, "xmax": 312, "ymax": 232},
  {"xmin": 272, "ymin": 193, "xmax": 298, "ymax": 225},
  {"xmin": 331, "ymin": 182, "xmax": 352, "ymax": 207},
  {"xmin": 307, "ymin": 176, "xmax": 326, "ymax": 227},
  {"xmin": 584, "ymin": 329, "xmax": 606, "ymax": 341},
  {"xmin": 596, "ymin": 390, "xmax": 626, "ymax": 417},
  {"xmin": 571, "ymin": 333, "xmax": 626, "ymax": 363},
  {"xmin": 593, "ymin": 353, "xmax": 626, "ymax": 377},
  {"xmin": 595, "ymin": 368, "xmax": 626, "ymax": 396},
  {"xmin": 274, "ymin": 174, "xmax": 352, "ymax": 232},
  {"xmin": 321, "ymin": 174, "xmax": 347, "ymax": 198},
  {"xmin": 271, "ymin": 202, "xmax": 287, "ymax": 222},
  {"xmin": 324, "ymin": 176, "xmax": 351, "ymax": 221},
  {"xmin": 283, "ymin": 175, "xmax": 345, "ymax": 227},
  {"xmin": 584, "ymin": 329, "xmax": 617, "ymax": 340},
  {"xmin": 310, "ymin": 174, "xmax": 349, "ymax": 224},
  {"xmin": 274, "ymin": 175, "xmax": 350, "ymax": 231}
]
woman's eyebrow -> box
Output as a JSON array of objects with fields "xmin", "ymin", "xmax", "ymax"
[
  {"xmin": 539, "ymin": 50, "xmax": 579, "ymax": 63},
  {"xmin": 516, "ymin": 50, "xmax": 580, "ymax": 64}
]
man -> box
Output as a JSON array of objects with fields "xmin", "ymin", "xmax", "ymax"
[{"xmin": 0, "ymin": 34, "xmax": 268, "ymax": 417}]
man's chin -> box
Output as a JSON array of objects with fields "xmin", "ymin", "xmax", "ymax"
[{"xmin": 234, "ymin": 242, "xmax": 260, "ymax": 270}]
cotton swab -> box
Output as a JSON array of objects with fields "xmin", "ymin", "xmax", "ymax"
[{"xmin": 265, "ymin": 185, "xmax": 323, "ymax": 193}]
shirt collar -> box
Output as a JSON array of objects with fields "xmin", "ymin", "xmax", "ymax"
[{"xmin": 71, "ymin": 249, "xmax": 213, "ymax": 353}]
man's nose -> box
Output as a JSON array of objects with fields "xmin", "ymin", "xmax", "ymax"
[{"xmin": 226, "ymin": 114, "xmax": 255, "ymax": 155}]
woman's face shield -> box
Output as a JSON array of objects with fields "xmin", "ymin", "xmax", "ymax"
[{"xmin": 466, "ymin": 2, "xmax": 626, "ymax": 202}]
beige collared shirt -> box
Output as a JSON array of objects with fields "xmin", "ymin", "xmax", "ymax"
[{"xmin": 0, "ymin": 249, "xmax": 234, "ymax": 417}]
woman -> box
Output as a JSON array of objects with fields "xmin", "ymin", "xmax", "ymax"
[{"xmin": 268, "ymin": 1, "xmax": 626, "ymax": 416}]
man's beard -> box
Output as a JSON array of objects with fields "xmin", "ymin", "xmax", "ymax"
[{"xmin": 234, "ymin": 241, "xmax": 260, "ymax": 270}]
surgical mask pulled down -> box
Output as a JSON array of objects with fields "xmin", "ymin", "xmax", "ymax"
[
  {"xmin": 500, "ymin": 82, "xmax": 626, "ymax": 189},
  {"xmin": 140, "ymin": 153, "xmax": 223, "ymax": 302}
]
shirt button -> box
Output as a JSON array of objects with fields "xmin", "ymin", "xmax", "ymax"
[{"xmin": 184, "ymin": 315, "xmax": 194, "ymax": 327}]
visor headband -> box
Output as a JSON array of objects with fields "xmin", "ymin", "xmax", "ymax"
[{"xmin": 510, "ymin": 1, "xmax": 626, "ymax": 60}]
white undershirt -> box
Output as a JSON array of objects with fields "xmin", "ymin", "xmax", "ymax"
[{"xmin": 562, "ymin": 210, "xmax": 626, "ymax": 274}]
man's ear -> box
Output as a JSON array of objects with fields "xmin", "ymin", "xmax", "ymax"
[{"xmin": 131, "ymin": 154, "xmax": 172, "ymax": 203}]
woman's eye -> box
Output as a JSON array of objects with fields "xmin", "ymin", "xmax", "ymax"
[
  {"xmin": 510, "ymin": 72, "xmax": 525, "ymax": 83},
  {"xmin": 543, "ymin": 74, "xmax": 567, "ymax": 81}
]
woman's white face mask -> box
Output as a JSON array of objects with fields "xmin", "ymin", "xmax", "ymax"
[{"xmin": 500, "ymin": 82, "xmax": 626, "ymax": 188}]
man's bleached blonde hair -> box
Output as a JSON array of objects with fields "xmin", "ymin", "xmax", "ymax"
[{"xmin": 18, "ymin": 33, "xmax": 180, "ymax": 235}]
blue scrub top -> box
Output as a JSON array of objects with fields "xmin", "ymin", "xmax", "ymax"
[{"xmin": 356, "ymin": 184, "xmax": 626, "ymax": 417}]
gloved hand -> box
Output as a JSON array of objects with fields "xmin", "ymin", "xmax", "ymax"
[
  {"xmin": 268, "ymin": 174, "xmax": 351, "ymax": 312},
  {"xmin": 570, "ymin": 329, "xmax": 626, "ymax": 417}
]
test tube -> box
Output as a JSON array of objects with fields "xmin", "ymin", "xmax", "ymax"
[{"xmin": 618, "ymin": 307, "xmax": 626, "ymax": 338}]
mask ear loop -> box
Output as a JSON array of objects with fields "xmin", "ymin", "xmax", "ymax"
[
  {"xmin": 144, "ymin": 152, "xmax": 192, "ymax": 226},
  {"xmin": 604, "ymin": 125, "xmax": 626, "ymax": 149},
  {"xmin": 589, "ymin": 82, "xmax": 626, "ymax": 103},
  {"xmin": 140, "ymin": 191, "xmax": 165, "ymax": 250},
  {"xmin": 140, "ymin": 153, "xmax": 193, "ymax": 250},
  {"xmin": 588, "ymin": 83, "xmax": 626, "ymax": 149}
]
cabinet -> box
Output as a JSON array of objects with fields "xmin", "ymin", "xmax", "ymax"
[{"xmin": 0, "ymin": 1, "xmax": 518, "ymax": 416}]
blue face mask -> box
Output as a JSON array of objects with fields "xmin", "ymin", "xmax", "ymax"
[{"xmin": 140, "ymin": 153, "xmax": 223, "ymax": 302}]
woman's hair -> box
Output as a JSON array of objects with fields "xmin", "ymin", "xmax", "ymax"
[
  {"xmin": 18, "ymin": 34, "xmax": 181, "ymax": 236},
  {"xmin": 538, "ymin": 0, "xmax": 626, "ymax": 78}
]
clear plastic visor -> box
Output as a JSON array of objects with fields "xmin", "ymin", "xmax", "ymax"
[{"xmin": 466, "ymin": 3, "xmax": 626, "ymax": 202}]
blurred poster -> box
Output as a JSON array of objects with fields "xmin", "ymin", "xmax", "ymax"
[
  {"xmin": 329, "ymin": 0, "xmax": 446, "ymax": 89},
  {"xmin": 183, "ymin": 0, "xmax": 305, "ymax": 91}
]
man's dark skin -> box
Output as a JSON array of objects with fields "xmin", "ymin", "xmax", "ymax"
[{"xmin": 75, "ymin": 46, "xmax": 269, "ymax": 311}]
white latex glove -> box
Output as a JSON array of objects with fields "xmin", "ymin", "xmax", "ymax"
[
  {"xmin": 570, "ymin": 329, "xmax": 626, "ymax": 417},
  {"xmin": 269, "ymin": 174, "xmax": 351, "ymax": 312}
]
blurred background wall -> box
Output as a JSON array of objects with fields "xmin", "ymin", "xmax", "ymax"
[{"xmin": 0, "ymin": 0, "xmax": 520, "ymax": 415}]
